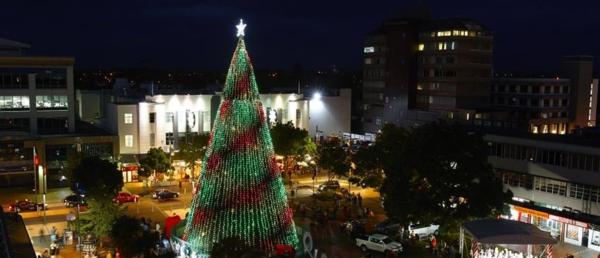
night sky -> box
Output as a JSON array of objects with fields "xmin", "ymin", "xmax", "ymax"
[{"xmin": 2, "ymin": 0, "xmax": 599, "ymax": 74}]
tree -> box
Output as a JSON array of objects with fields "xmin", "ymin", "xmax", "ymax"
[
  {"xmin": 210, "ymin": 236, "xmax": 268, "ymax": 258},
  {"xmin": 72, "ymin": 156, "xmax": 123, "ymax": 201},
  {"xmin": 181, "ymin": 34, "xmax": 298, "ymax": 254},
  {"xmin": 380, "ymin": 121, "xmax": 512, "ymax": 235},
  {"xmin": 139, "ymin": 147, "xmax": 172, "ymax": 178},
  {"xmin": 270, "ymin": 122, "xmax": 315, "ymax": 173},
  {"xmin": 111, "ymin": 215, "xmax": 158, "ymax": 258},
  {"xmin": 71, "ymin": 156, "xmax": 124, "ymax": 238},
  {"xmin": 317, "ymin": 138, "xmax": 350, "ymax": 179},
  {"xmin": 177, "ymin": 133, "xmax": 210, "ymax": 180},
  {"xmin": 65, "ymin": 151, "xmax": 84, "ymax": 193}
]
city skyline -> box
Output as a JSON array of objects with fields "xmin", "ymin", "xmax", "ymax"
[{"xmin": 2, "ymin": 0, "xmax": 600, "ymax": 74}]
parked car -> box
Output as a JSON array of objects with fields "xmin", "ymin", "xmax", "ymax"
[
  {"xmin": 374, "ymin": 220, "xmax": 402, "ymax": 236},
  {"xmin": 8, "ymin": 200, "xmax": 47, "ymax": 212},
  {"xmin": 63, "ymin": 194, "xmax": 87, "ymax": 208},
  {"xmin": 409, "ymin": 224, "xmax": 439, "ymax": 239},
  {"xmin": 113, "ymin": 192, "xmax": 140, "ymax": 204},
  {"xmin": 340, "ymin": 219, "xmax": 366, "ymax": 238},
  {"xmin": 356, "ymin": 233, "xmax": 402, "ymax": 254},
  {"xmin": 153, "ymin": 189, "xmax": 180, "ymax": 200},
  {"xmin": 317, "ymin": 180, "xmax": 340, "ymax": 192}
]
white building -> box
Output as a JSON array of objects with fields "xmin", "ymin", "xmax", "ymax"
[{"xmin": 83, "ymin": 88, "xmax": 351, "ymax": 156}]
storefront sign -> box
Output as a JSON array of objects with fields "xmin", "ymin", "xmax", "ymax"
[
  {"xmin": 549, "ymin": 215, "xmax": 587, "ymax": 228},
  {"xmin": 513, "ymin": 206, "xmax": 549, "ymax": 219}
]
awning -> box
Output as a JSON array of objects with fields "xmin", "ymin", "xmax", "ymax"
[{"xmin": 463, "ymin": 219, "xmax": 557, "ymax": 245}]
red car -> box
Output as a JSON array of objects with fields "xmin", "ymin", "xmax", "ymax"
[
  {"xmin": 8, "ymin": 200, "xmax": 47, "ymax": 212},
  {"xmin": 112, "ymin": 192, "xmax": 140, "ymax": 204}
]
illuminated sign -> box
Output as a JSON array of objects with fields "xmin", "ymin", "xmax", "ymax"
[{"xmin": 363, "ymin": 46, "xmax": 375, "ymax": 53}]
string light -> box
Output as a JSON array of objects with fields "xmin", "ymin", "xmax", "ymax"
[{"xmin": 181, "ymin": 23, "xmax": 299, "ymax": 255}]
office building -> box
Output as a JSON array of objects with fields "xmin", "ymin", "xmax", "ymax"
[
  {"xmin": 0, "ymin": 38, "xmax": 116, "ymax": 187},
  {"xmin": 361, "ymin": 16, "xmax": 493, "ymax": 133},
  {"xmin": 484, "ymin": 131, "xmax": 600, "ymax": 251}
]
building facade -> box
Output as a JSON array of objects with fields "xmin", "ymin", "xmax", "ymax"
[
  {"xmin": 0, "ymin": 39, "xmax": 116, "ymax": 187},
  {"xmin": 361, "ymin": 17, "xmax": 493, "ymax": 133},
  {"xmin": 486, "ymin": 133, "xmax": 600, "ymax": 251}
]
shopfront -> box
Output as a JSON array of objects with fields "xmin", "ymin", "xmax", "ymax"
[
  {"xmin": 588, "ymin": 226, "xmax": 600, "ymax": 252},
  {"xmin": 121, "ymin": 164, "xmax": 139, "ymax": 183},
  {"xmin": 549, "ymin": 215, "xmax": 588, "ymax": 247}
]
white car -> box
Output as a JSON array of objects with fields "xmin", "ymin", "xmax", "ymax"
[
  {"xmin": 356, "ymin": 233, "xmax": 403, "ymax": 254},
  {"xmin": 409, "ymin": 224, "xmax": 439, "ymax": 239}
]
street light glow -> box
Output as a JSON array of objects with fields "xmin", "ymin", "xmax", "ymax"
[{"xmin": 313, "ymin": 92, "xmax": 321, "ymax": 100}]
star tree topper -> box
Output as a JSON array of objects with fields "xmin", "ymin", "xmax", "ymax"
[{"xmin": 236, "ymin": 19, "xmax": 246, "ymax": 37}]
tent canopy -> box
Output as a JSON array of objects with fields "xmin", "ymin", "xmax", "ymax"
[{"xmin": 464, "ymin": 219, "xmax": 557, "ymax": 245}]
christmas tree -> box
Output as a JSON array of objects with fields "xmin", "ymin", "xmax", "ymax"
[{"xmin": 182, "ymin": 19, "xmax": 299, "ymax": 255}]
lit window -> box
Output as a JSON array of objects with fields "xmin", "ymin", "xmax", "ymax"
[
  {"xmin": 364, "ymin": 58, "xmax": 372, "ymax": 64},
  {"xmin": 418, "ymin": 44, "xmax": 424, "ymax": 51},
  {"xmin": 363, "ymin": 46, "xmax": 375, "ymax": 53},
  {"xmin": 35, "ymin": 95, "xmax": 68, "ymax": 110},
  {"xmin": 450, "ymin": 41, "xmax": 456, "ymax": 50},
  {"xmin": 125, "ymin": 135, "xmax": 133, "ymax": 147},
  {"xmin": 438, "ymin": 42, "xmax": 447, "ymax": 50},
  {"xmin": 0, "ymin": 96, "xmax": 30, "ymax": 111},
  {"xmin": 124, "ymin": 113, "xmax": 133, "ymax": 124}
]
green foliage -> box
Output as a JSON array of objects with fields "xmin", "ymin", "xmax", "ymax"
[
  {"xmin": 65, "ymin": 151, "xmax": 84, "ymax": 193},
  {"xmin": 80, "ymin": 198, "xmax": 123, "ymax": 238},
  {"xmin": 270, "ymin": 122, "xmax": 310, "ymax": 157},
  {"xmin": 210, "ymin": 236, "xmax": 268, "ymax": 258},
  {"xmin": 379, "ymin": 121, "xmax": 512, "ymax": 233},
  {"xmin": 139, "ymin": 147, "xmax": 172, "ymax": 178},
  {"xmin": 317, "ymin": 138, "xmax": 350, "ymax": 178},
  {"xmin": 111, "ymin": 215, "xmax": 158, "ymax": 257},
  {"xmin": 72, "ymin": 156, "xmax": 123, "ymax": 201}
]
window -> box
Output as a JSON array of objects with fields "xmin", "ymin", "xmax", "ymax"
[
  {"xmin": 363, "ymin": 46, "xmax": 375, "ymax": 53},
  {"xmin": 165, "ymin": 132, "xmax": 174, "ymax": 145},
  {"xmin": 124, "ymin": 113, "xmax": 133, "ymax": 124},
  {"xmin": 535, "ymin": 177, "xmax": 567, "ymax": 196},
  {"xmin": 438, "ymin": 42, "xmax": 447, "ymax": 50},
  {"xmin": 450, "ymin": 41, "xmax": 456, "ymax": 50},
  {"xmin": 0, "ymin": 118, "xmax": 29, "ymax": 132},
  {"xmin": 149, "ymin": 112, "xmax": 156, "ymax": 123},
  {"xmin": 418, "ymin": 44, "xmax": 424, "ymax": 51},
  {"xmin": 364, "ymin": 58, "xmax": 373, "ymax": 64},
  {"xmin": 0, "ymin": 96, "xmax": 30, "ymax": 111},
  {"xmin": 125, "ymin": 135, "xmax": 134, "ymax": 147},
  {"xmin": 0, "ymin": 73, "xmax": 29, "ymax": 89},
  {"xmin": 166, "ymin": 112, "xmax": 174, "ymax": 123},
  {"xmin": 35, "ymin": 95, "xmax": 68, "ymax": 110},
  {"xmin": 149, "ymin": 133, "xmax": 155, "ymax": 147},
  {"xmin": 37, "ymin": 117, "xmax": 68, "ymax": 134},
  {"xmin": 35, "ymin": 70, "xmax": 67, "ymax": 89}
]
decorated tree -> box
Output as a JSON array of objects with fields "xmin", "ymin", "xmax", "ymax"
[{"xmin": 182, "ymin": 20, "xmax": 299, "ymax": 255}]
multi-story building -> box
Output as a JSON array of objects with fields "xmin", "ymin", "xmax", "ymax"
[
  {"xmin": 491, "ymin": 57, "xmax": 598, "ymax": 134},
  {"xmin": 79, "ymin": 85, "xmax": 351, "ymax": 181},
  {"xmin": 417, "ymin": 19, "xmax": 493, "ymax": 116},
  {"xmin": 0, "ymin": 38, "xmax": 116, "ymax": 187},
  {"xmin": 484, "ymin": 131, "xmax": 600, "ymax": 251},
  {"xmin": 361, "ymin": 17, "xmax": 493, "ymax": 133}
]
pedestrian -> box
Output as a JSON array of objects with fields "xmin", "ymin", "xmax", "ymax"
[
  {"xmin": 155, "ymin": 222, "xmax": 161, "ymax": 234},
  {"xmin": 357, "ymin": 193, "xmax": 362, "ymax": 207},
  {"xmin": 430, "ymin": 235, "xmax": 437, "ymax": 255},
  {"xmin": 42, "ymin": 249, "xmax": 50, "ymax": 258}
]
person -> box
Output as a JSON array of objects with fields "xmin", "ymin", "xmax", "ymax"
[
  {"xmin": 430, "ymin": 235, "xmax": 437, "ymax": 255},
  {"xmin": 357, "ymin": 193, "xmax": 363, "ymax": 207},
  {"xmin": 41, "ymin": 249, "xmax": 50, "ymax": 258},
  {"xmin": 50, "ymin": 226, "xmax": 57, "ymax": 242}
]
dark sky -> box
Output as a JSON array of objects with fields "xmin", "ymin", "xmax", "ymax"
[{"xmin": 2, "ymin": 0, "xmax": 599, "ymax": 74}]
